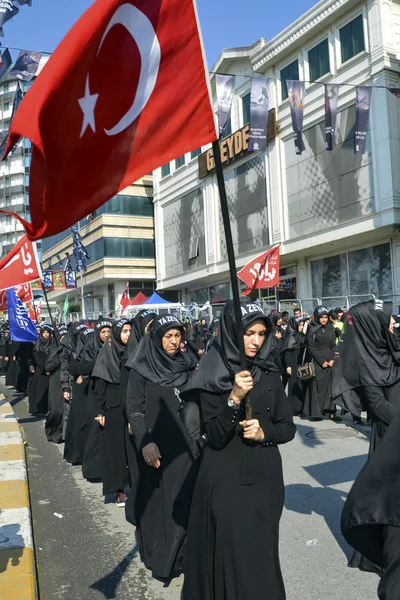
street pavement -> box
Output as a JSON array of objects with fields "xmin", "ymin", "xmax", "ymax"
[{"xmin": 7, "ymin": 382, "xmax": 379, "ymax": 600}]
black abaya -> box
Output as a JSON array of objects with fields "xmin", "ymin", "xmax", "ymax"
[
  {"xmin": 15, "ymin": 343, "xmax": 33, "ymax": 393},
  {"xmin": 283, "ymin": 344, "xmax": 306, "ymax": 415},
  {"xmin": 44, "ymin": 347, "xmax": 64, "ymax": 444},
  {"xmin": 63, "ymin": 374, "xmax": 90, "ymax": 464},
  {"xmin": 182, "ymin": 370, "xmax": 296, "ymax": 600},
  {"xmin": 6, "ymin": 341, "xmax": 20, "ymax": 388},
  {"xmin": 126, "ymin": 370, "xmax": 200, "ymax": 580},
  {"xmin": 28, "ymin": 350, "xmax": 50, "ymax": 415},
  {"xmin": 306, "ymin": 325, "xmax": 336, "ymax": 417}
]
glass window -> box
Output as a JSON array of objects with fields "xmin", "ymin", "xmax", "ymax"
[
  {"xmin": 223, "ymin": 118, "xmax": 232, "ymax": 138},
  {"xmin": 175, "ymin": 155, "xmax": 185, "ymax": 169},
  {"xmin": 348, "ymin": 243, "xmax": 392, "ymax": 298},
  {"xmin": 281, "ymin": 60, "xmax": 299, "ymax": 101},
  {"xmin": 308, "ymin": 39, "xmax": 330, "ymax": 81},
  {"xmin": 3, "ymin": 102, "xmax": 9, "ymax": 112},
  {"xmin": 340, "ymin": 15, "xmax": 365, "ymax": 64},
  {"xmin": 3, "ymin": 84, "xmax": 8, "ymax": 93},
  {"xmin": 85, "ymin": 237, "xmax": 155, "ymax": 263},
  {"xmin": 190, "ymin": 148, "xmax": 201, "ymax": 159},
  {"xmin": 96, "ymin": 194, "xmax": 153, "ymax": 217},
  {"xmin": 311, "ymin": 253, "xmax": 349, "ymax": 300},
  {"xmin": 242, "ymin": 92, "xmax": 250, "ymax": 125},
  {"xmin": 161, "ymin": 163, "xmax": 170, "ymax": 178}
]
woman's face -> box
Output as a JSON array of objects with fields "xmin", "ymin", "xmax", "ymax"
[
  {"xmin": 162, "ymin": 328, "xmax": 182, "ymax": 354},
  {"xmin": 99, "ymin": 327, "xmax": 111, "ymax": 343},
  {"xmin": 120, "ymin": 324, "xmax": 131, "ymax": 345},
  {"xmin": 319, "ymin": 315, "xmax": 329, "ymax": 326},
  {"xmin": 244, "ymin": 319, "xmax": 267, "ymax": 358},
  {"xmin": 276, "ymin": 317, "xmax": 282, "ymax": 327},
  {"xmin": 42, "ymin": 330, "xmax": 50, "ymax": 340},
  {"xmin": 389, "ymin": 316, "xmax": 396, "ymax": 334},
  {"xmin": 298, "ymin": 321, "xmax": 305, "ymax": 333}
]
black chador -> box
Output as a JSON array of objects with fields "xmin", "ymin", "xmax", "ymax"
[
  {"xmin": 28, "ymin": 324, "xmax": 55, "ymax": 415},
  {"xmin": 125, "ymin": 315, "xmax": 200, "ymax": 580},
  {"xmin": 80, "ymin": 319, "xmax": 113, "ymax": 481},
  {"xmin": 181, "ymin": 302, "xmax": 296, "ymax": 600},
  {"xmin": 6, "ymin": 338, "xmax": 20, "ymax": 388},
  {"xmin": 283, "ymin": 317, "xmax": 306, "ymax": 415},
  {"xmin": 15, "ymin": 342, "xmax": 34, "ymax": 394},
  {"xmin": 44, "ymin": 327, "xmax": 68, "ymax": 443},
  {"xmin": 60, "ymin": 323, "xmax": 87, "ymax": 440}
]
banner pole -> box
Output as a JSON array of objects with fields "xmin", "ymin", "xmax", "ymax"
[
  {"xmin": 212, "ymin": 139, "xmax": 252, "ymax": 419},
  {"xmin": 41, "ymin": 282, "xmax": 58, "ymax": 346}
]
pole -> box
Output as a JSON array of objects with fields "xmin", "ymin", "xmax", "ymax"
[
  {"xmin": 212, "ymin": 140, "xmax": 252, "ymax": 419},
  {"xmin": 80, "ymin": 271, "xmax": 86, "ymax": 320},
  {"xmin": 41, "ymin": 283, "xmax": 59, "ymax": 346}
]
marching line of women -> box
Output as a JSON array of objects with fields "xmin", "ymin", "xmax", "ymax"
[{"xmin": 2, "ymin": 297, "xmax": 400, "ymax": 599}]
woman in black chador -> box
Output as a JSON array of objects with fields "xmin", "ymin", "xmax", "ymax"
[
  {"xmin": 80, "ymin": 318, "xmax": 112, "ymax": 481},
  {"xmin": 125, "ymin": 314, "xmax": 201, "ymax": 580},
  {"xmin": 6, "ymin": 337, "xmax": 20, "ymax": 388},
  {"xmin": 15, "ymin": 342, "xmax": 34, "ymax": 394},
  {"xmin": 28, "ymin": 324, "xmax": 55, "ymax": 415},
  {"xmin": 182, "ymin": 302, "xmax": 296, "ymax": 600},
  {"xmin": 342, "ymin": 409, "xmax": 400, "ymax": 600},
  {"xmin": 305, "ymin": 306, "xmax": 337, "ymax": 420},
  {"xmin": 92, "ymin": 319, "xmax": 131, "ymax": 504},
  {"xmin": 44, "ymin": 326, "xmax": 67, "ymax": 443},
  {"xmin": 60, "ymin": 323, "xmax": 87, "ymax": 442},
  {"xmin": 283, "ymin": 316, "xmax": 306, "ymax": 415},
  {"xmin": 0, "ymin": 330, "xmax": 10, "ymax": 375},
  {"xmin": 119, "ymin": 310, "xmax": 156, "ymax": 494}
]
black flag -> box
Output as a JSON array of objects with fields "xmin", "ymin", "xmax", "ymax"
[
  {"xmin": 10, "ymin": 50, "xmax": 42, "ymax": 81},
  {"xmin": 16, "ymin": 0, "xmax": 32, "ymax": 5},
  {"xmin": 325, "ymin": 84, "xmax": 339, "ymax": 151},
  {"xmin": 249, "ymin": 76, "xmax": 269, "ymax": 152},
  {"xmin": 0, "ymin": 81, "xmax": 23, "ymax": 157},
  {"xmin": 71, "ymin": 226, "xmax": 90, "ymax": 272},
  {"xmin": 216, "ymin": 74, "xmax": 235, "ymax": 138},
  {"xmin": 287, "ymin": 80, "xmax": 305, "ymax": 155},
  {"xmin": 0, "ymin": 1, "xmax": 19, "ymax": 28},
  {"xmin": 355, "ymin": 86, "xmax": 372, "ymax": 154},
  {"xmin": 0, "ymin": 48, "xmax": 11, "ymax": 80}
]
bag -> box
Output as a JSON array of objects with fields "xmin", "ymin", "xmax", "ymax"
[{"xmin": 297, "ymin": 346, "xmax": 315, "ymax": 381}]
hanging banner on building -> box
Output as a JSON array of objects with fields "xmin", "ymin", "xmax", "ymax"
[
  {"xmin": 325, "ymin": 84, "xmax": 339, "ymax": 151},
  {"xmin": 42, "ymin": 270, "xmax": 54, "ymax": 291},
  {"xmin": 52, "ymin": 270, "xmax": 66, "ymax": 289},
  {"xmin": 30, "ymin": 279, "xmax": 41, "ymax": 290},
  {"xmin": 0, "ymin": 48, "xmax": 11, "ymax": 80},
  {"xmin": 10, "ymin": 50, "xmax": 42, "ymax": 81},
  {"xmin": 65, "ymin": 270, "xmax": 77, "ymax": 289},
  {"xmin": 287, "ymin": 80, "xmax": 305, "ymax": 155},
  {"xmin": 355, "ymin": 86, "xmax": 372, "ymax": 154},
  {"xmin": 237, "ymin": 245, "xmax": 281, "ymax": 296},
  {"xmin": 0, "ymin": 234, "xmax": 42, "ymax": 288},
  {"xmin": 249, "ymin": 76, "xmax": 269, "ymax": 152},
  {"xmin": 0, "ymin": 1, "xmax": 19, "ymax": 28},
  {"xmin": 216, "ymin": 74, "xmax": 235, "ymax": 139}
]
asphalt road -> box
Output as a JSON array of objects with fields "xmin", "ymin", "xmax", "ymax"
[{"xmin": 7, "ymin": 382, "xmax": 379, "ymax": 600}]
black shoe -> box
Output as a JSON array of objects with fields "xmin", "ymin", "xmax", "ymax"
[
  {"xmin": 310, "ymin": 417, "xmax": 323, "ymax": 422},
  {"xmin": 329, "ymin": 414, "xmax": 342, "ymax": 422},
  {"xmin": 352, "ymin": 415, "xmax": 364, "ymax": 425}
]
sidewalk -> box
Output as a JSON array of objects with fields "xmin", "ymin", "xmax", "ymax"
[{"xmin": 0, "ymin": 391, "xmax": 37, "ymax": 600}]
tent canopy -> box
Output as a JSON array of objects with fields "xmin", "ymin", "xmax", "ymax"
[
  {"xmin": 130, "ymin": 291, "xmax": 149, "ymax": 305},
  {"xmin": 144, "ymin": 292, "xmax": 173, "ymax": 305}
]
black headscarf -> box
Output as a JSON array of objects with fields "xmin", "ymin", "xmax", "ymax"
[
  {"xmin": 61, "ymin": 323, "xmax": 87, "ymax": 353},
  {"xmin": 186, "ymin": 300, "xmax": 278, "ymax": 394},
  {"xmin": 74, "ymin": 327, "xmax": 93, "ymax": 360},
  {"xmin": 36, "ymin": 323, "xmax": 54, "ymax": 353},
  {"xmin": 126, "ymin": 314, "xmax": 197, "ymax": 389},
  {"xmin": 339, "ymin": 299, "xmax": 400, "ymax": 389},
  {"xmin": 284, "ymin": 317, "xmax": 306, "ymax": 351},
  {"xmin": 305, "ymin": 305, "xmax": 329, "ymax": 339},
  {"xmin": 92, "ymin": 319, "xmax": 130, "ymax": 384},
  {"xmin": 80, "ymin": 318, "xmax": 113, "ymax": 362},
  {"xmin": 123, "ymin": 309, "xmax": 156, "ymax": 359}
]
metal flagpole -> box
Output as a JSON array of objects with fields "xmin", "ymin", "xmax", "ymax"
[
  {"xmin": 77, "ymin": 222, "xmax": 86, "ymax": 320},
  {"xmin": 212, "ymin": 139, "xmax": 252, "ymax": 419},
  {"xmin": 41, "ymin": 282, "xmax": 59, "ymax": 346}
]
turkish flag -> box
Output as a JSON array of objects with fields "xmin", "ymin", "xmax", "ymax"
[
  {"xmin": 237, "ymin": 246, "xmax": 280, "ymax": 296},
  {"xmin": 3, "ymin": 0, "xmax": 217, "ymax": 240},
  {"xmin": 0, "ymin": 235, "xmax": 42, "ymax": 288},
  {"xmin": 119, "ymin": 283, "xmax": 131, "ymax": 313}
]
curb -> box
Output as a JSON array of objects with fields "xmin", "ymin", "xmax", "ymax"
[{"xmin": 0, "ymin": 394, "xmax": 38, "ymax": 599}]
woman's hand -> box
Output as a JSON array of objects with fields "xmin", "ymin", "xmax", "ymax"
[
  {"xmin": 286, "ymin": 366, "xmax": 292, "ymax": 375},
  {"xmin": 76, "ymin": 376, "xmax": 83, "ymax": 384},
  {"xmin": 328, "ymin": 360, "xmax": 334, "ymax": 367},
  {"xmin": 4, "ymin": 357, "xmax": 8, "ymax": 362},
  {"xmin": 127, "ymin": 423, "xmax": 133, "ymax": 435},
  {"xmin": 63, "ymin": 391, "xmax": 70, "ymax": 402},
  {"xmin": 322, "ymin": 361, "xmax": 329, "ymax": 368},
  {"xmin": 275, "ymin": 331, "xmax": 282, "ymax": 340},
  {"xmin": 239, "ymin": 419, "xmax": 265, "ymax": 442},
  {"xmin": 231, "ymin": 370, "xmax": 254, "ymax": 403},
  {"xmin": 142, "ymin": 443, "xmax": 161, "ymax": 468},
  {"xmin": 95, "ymin": 415, "xmax": 105, "ymax": 426},
  {"xmin": 29, "ymin": 366, "xmax": 35, "ymax": 374}
]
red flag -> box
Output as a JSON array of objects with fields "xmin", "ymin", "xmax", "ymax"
[
  {"xmin": 3, "ymin": 0, "xmax": 217, "ymax": 241},
  {"xmin": 28, "ymin": 301, "xmax": 36, "ymax": 321},
  {"xmin": 0, "ymin": 284, "xmax": 33, "ymax": 311},
  {"xmin": 119, "ymin": 283, "xmax": 131, "ymax": 313},
  {"xmin": 0, "ymin": 235, "xmax": 42, "ymax": 289},
  {"xmin": 237, "ymin": 246, "xmax": 280, "ymax": 296}
]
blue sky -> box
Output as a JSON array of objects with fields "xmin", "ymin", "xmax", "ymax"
[{"xmin": 4, "ymin": 0, "xmax": 317, "ymax": 66}]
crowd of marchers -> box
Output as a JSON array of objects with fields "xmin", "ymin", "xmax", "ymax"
[{"xmin": 1, "ymin": 297, "xmax": 400, "ymax": 600}]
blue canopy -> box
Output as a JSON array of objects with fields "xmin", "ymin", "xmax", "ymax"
[{"xmin": 144, "ymin": 292, "xmax": 171, "ymax": 305}]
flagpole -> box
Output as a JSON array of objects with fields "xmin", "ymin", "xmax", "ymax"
[
  {"xmin": 77, "ymin": 221, "xmax": 86, "ymax": 321},
  {"xmin": 41, "ymin": 282, "xmax": 59, "ymax": 346},
  {"xmin": 212, "ymin": 139, "xmax": 252, "ymax": 419}
]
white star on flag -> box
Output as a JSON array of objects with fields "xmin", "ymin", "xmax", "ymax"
[{"xmin": 78, "ymin": 76, "xmax": 99, "ymax": 138}]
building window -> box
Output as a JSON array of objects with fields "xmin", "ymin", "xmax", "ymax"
[
  {"xmin": 281, "ymin": 59, "xmax": 299, "ymax": 101},
  {"xmin": 3, "ymin": 102, "xmax": 9, "ymax": 112},
  {"xmin": 175, "ymin": 155, "xmax": 185, "ymax": 169},
  {"xmin": 190, "ymin": 148, "xmax": 201, "ymax": 159},
  {"xmin": 96, "ymin": 194, "xmax": 153, "ymax": 217},
  {"xmin": 242, "ymin": 92, "xmax": 250, "ymax": 125},
  {"xmin": 340, "ymin": 15, "xmax": 365, "ymax": 64},
  {"xmin": 3, "ymin": 84, "xmax": 8, "ymax": 93},
  {"xmin": 161, "ymin": 163, "xmax": 170, "ymax": 178},
  {"xmin": 222, "ymin": 118, "xmax": 232, "ymax": 138},
  {"xmin": 308, "ymin": 39, "xmax": 330, "ymax": 81}
]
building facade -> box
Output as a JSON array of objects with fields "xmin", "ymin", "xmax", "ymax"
[
  {"xmin": 42, "ymin": 176, "xmax": 156, "ymax": 319},
  {"xmin": 153, "ymin": 0, "xmax": 400, "ymax": 314}
]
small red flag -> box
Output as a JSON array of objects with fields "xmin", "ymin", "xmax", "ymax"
[
  {"xmin": 237, "ymin": 246, "xmax": 280, "ymax": 296},
  {"xmin": 119, "ymin": 283, "xmax": 131, "ymax": 313},
  {"xmin": 3, "ymin": 0, "xmax": 217, "ymax": 240},
  {"xmin": 0, "ymin": 235, "xmax": 42, "ymax": 288}
]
